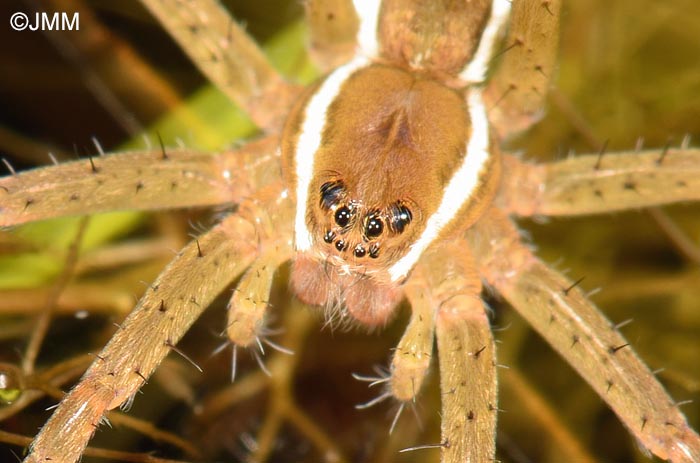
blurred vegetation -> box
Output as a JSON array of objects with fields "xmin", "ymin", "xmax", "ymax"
[{"xmin": 0, "ymin": 0, "xmax": 698, "ymax": 462}]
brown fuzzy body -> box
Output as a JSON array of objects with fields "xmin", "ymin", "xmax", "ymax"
[{"xmin": 282, "ymin": 63, "xmax": 500, "ymax": 325}]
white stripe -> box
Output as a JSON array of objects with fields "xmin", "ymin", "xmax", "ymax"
[
  {"xmin": 388, "ymin": 90, "xmax": 491, "ymax": 282},
  {"xmin": 294, "ymin": 56, "xmax": 370, "ymax": 252},
  {"xmin": 459, "ymin": 0, "xmax": 512, "ymax": 83},
  {"xmin": 352, "ymin": 0, "xmax": 382, "ymax": 58}
]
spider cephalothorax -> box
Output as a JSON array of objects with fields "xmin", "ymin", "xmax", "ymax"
[{"xmin": 282, "ymin": 62, "xmax": 500, "ymax": 324}]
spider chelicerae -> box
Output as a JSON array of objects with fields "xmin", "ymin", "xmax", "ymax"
[{"xmin": 0, "ymin": 1, "xmax": 699, "ymax": 462}]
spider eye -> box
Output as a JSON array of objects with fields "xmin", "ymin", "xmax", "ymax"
[
  {"xmin": 365, "ymin": 215, "xmax": 383, "ymax": 238},
  {"xmin": 334, "ymin": 206, "xmax": 351, "ymax": 227},
  {"xmin": 389, "ymin": 203, "xmax": 412, "ymax": 234},
  {"xmin": 353, "ymin": 245, "xmax": 366, "ymax": 258},
  {"xmin": 319, "ymin": 181, "xmax": 345, "ymax": 209}
]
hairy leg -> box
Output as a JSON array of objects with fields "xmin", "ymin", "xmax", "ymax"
[
  {"xmin": 425, "ymin": 242, "xmax": 498, "ymax": 463},
  {"xmin": 139, "ymin": 0, "xmax": 300, "ymax": 131},
  {"xmin": 470, "ymin": 209, "xmax": 700, "ymax": 462},
  {"xmin": 484, "ymin": 0, "xmax": 562, "ymax": 137},
  {"xmin": 499, "ymin": 148, "xmax": 700, "ymax": 217},
  {"xmin": 0, "ymin": 136, "xmax": 280, "ymax": 227},
  {"xmin": 305, "ymin": 0, "xmax": 359, "ymax": 71},
  {"xmin": 24, "ymin": 209, "xmax": 260, "ymax": 462}
]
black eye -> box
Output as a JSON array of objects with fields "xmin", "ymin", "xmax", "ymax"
[
  {"xmin": 353, "ymin": 245, "xmax": 366, "ymax": 258},
  {"xmin": 320, "ymin": 181, "xmax": 345, "ymax": 210},
  {"xmin": 323, "ymin": 230, "xmax": 335, "ymax": 243},
  {"xmin": 365, "ymin": 216, "xmax": 383, "ymax": 237},
  {"xmin": 334, "ymin": 206, "xmax": 351, "ymax": 227},
  {"xmin": 390, "ymin": 203, "xmax": 412, "ymax": 234}
]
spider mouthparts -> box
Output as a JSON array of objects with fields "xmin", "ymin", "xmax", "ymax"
[{"xmin": 290, "ymin": 254, "xmax": 402, "ymax": 326}]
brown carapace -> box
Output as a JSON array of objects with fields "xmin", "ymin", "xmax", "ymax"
[{"xmin": 282, "ymin": 63, "xmax": 499, "ymax": 325}]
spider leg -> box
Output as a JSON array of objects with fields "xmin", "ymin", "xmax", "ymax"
[
  {"xmin": 23, "ymin": 201, "xmax": 266, "ymax": 463},
  {"xmin": 0, "ymin": 136, "xmax": 280, "ymax": 227},
  {"xmin": 499, "ymin": 148, "xmax": 700, "ymax": 217},
  {"xmin": 470, "ymin": 209, "xmax": 700, "ymax": 463},
  {"xmin": 436, "ymin": 297, "xmax": 497, "ymax": 463},
  {"xmin": 425, "ymin": 242, "xmax": 498, "ymax": 463},
  {"xmin": 305, "ymin": 0, "xmax": 360, "ymax": 71},
  {"xmin": 484, "ymin": 0, "xmax": 562, "ymax": 138},
  {"xmin": 139, "ymin": 0, "xmax": 300, "ymax": 132}
]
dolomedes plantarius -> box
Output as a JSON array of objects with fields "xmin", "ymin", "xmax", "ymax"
[{"xmin": 0, "ymin": 0, "xmax": 699, "ymax": 462}]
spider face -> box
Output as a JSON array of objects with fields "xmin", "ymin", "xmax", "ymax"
[
  {"xmin": 282, "ymin": 62, "xmax": 500, "ymax": 324},
  {"xmin": 317, "ymin": 178, "xmax": 398, "ymax": 260}
]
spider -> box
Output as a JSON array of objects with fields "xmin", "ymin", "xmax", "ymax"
[{"xmin": 0, "ymin": 0, "xmax": 699, "ymax": 462}]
